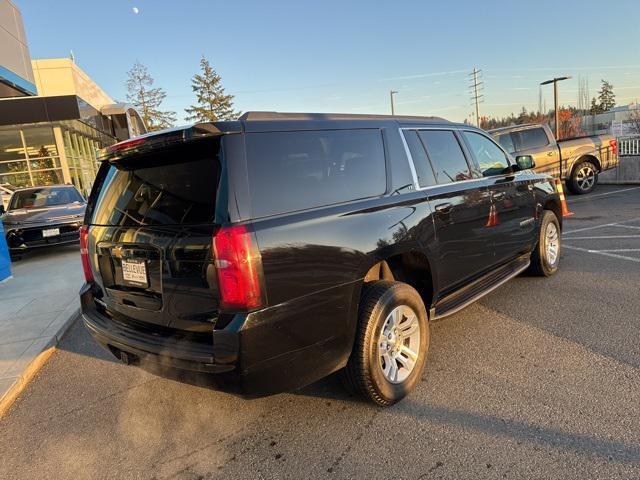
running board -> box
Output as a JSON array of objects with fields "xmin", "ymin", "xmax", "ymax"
[{"xmin": 431, "ymin": 254, "xmax": 531, "ymax": 320}]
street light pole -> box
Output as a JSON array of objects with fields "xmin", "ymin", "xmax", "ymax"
[
  {"xmin": 390, "ymin": 90, "xmax": 398, "ymax": 116},
  {"xmin": 540, "ymin": 76, "xmax": 572, "ymax": 139}
]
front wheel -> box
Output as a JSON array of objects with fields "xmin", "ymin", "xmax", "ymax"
[
  {"xmin": 342, "ymin": 281, "xmax": 429, "ymax": 406},
  {"xmin": 528, "ymin": 210, "xmax": 561, "ymax": 277},
  {"xmin": 568, "ymin": 160, "xmax": 598, "ymax": 194}
]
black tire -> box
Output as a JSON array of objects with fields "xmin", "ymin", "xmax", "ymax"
[
  {"xmin": 342, "ymin": 280, "xmax": 429, "ymax": 406},
  {"xmin": 528, "ymin": 210, "xmax": 561, "ymax": 277},
  {"xmin": 567, "ymin": 160, "xmax": 598, "ymax": 195}
]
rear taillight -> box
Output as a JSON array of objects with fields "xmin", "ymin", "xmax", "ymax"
[
  {"xmin": 212, "ymin": 224, "xmax": 265, "ymax": 310},
  {"xmin": 610, "ymin": 139, "xmax": 618, "ymax": 155},
  {"xmin": 79, "ymin": 225, "xmax": 94, "ymax": 283}
]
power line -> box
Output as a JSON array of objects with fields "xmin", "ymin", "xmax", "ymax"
[{"xmin": 469, "ymin": 68, "xmax": 484, "ymax": 127}]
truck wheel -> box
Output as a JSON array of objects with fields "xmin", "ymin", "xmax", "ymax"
[
  {"xmin": 568, "ymin": 160, "xmax": 598, "ymax": 194},
  {"xmin": 528, "ymin": 210, "xmax": 561, "ymax": 277},
  {"xmin": 342, "ymin": 280, "xmax": 429, "ymax": 406}
]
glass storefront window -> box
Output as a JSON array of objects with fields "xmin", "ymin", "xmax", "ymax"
[
  {"xmin": 22, "ymin": 127, "xmax": 58, "ymax": 159},
  {"xmin": 0, "ymin": 129, "xmax": 26, "ymax": 162},
  {"xmin": 1, "ymin": 122, "xmax": 115, "ymax": 191},
  {"xmin": 0, "ymin": 160, "xmax": 29, "ymax": 174},
  {"xmin": 31, "ymin": 169, "xmax": 64, "ymax": 186},
  {"xmin": 0, "ymin": 172, "xmax": 31, "ymax": 188},
  {"xmin": 29, "ymin": 156, "xmax": 61, "ymax": 170}
]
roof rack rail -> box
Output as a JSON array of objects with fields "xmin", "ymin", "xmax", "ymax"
[{"xmin": 238, "ymin": 111, "xmax": 448, "ymax": 122}]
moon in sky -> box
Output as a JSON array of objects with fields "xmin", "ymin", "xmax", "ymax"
[{"xmin": 132, "ymin": 7, "xmax": 140, "ymax": 14}]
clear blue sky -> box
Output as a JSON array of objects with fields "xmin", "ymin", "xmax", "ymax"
[{"xmin": 16, "ymin": 0, "xmax": 640, "ymax": 123}]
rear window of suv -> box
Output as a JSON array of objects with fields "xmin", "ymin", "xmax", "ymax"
[
  {"xmin": 245, "ymin": 129, "xmax": 386, "ymax": 218},
  {"xmin": 88, "ymin": 139, "xmax": 221, "ymax": 226}
]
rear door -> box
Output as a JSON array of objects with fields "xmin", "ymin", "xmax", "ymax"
[
  {"xmin": 404, "ymin": 128, "xmax": 494, "ymax": 293},
  {"xmin": 85, "ymin": 137, "xmax": 226, "ymax": 333},
  {"xmin": 461, "ymin": 130, "xmax": 536, "ymax": 264}
]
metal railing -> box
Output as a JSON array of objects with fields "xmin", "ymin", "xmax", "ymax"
[{"xmin": 618, "ymin": 137, "xmax": 640, "ymax": 156}]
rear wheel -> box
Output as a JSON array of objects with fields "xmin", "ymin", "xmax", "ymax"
[
  {"xmin": 528, "ymin": 210, "xmax": 561, "ymax": 277},
  {"xmin": 568, "ymin": 160, "xmax": 598, "ymax": 194},
  {"xmin": 342, "ymin": 281, "xmax": 429, "ymax": 406}
]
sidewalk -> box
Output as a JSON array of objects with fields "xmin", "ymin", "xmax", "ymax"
[{"xmin": 0, "ymin": 245, "xmax": 82, "ymax": 413}]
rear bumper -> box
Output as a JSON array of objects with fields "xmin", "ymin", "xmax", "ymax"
[
  {"xmin": 80, "ymin": 283, "xmax": 354, "ymax": 396},
  {"xmin": 82, "ymin": 310, "xmax": 236, "ymax": 375}
]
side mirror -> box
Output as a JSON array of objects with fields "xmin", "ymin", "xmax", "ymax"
[
  {"xmin": 0, "ymin": 205, "xmax": 5, "ymax": 215},
  {"xmin": 516, "ymin": 155, "xmax": 535, "ymax": 170}
]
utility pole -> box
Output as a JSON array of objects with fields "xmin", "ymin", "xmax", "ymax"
[
  {"xmin": 390, "ymin": 90, "xmax": 398, "ymax": 116},
  {"xmin": 540, "ymin": 76, "xmax": 571, "ymax": 139},
  {"xmin": 469, "ymin": 68, "xmax": 484, "ymax": 127}
]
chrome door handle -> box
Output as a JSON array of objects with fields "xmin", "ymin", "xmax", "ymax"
[{"xmin": 492, "ymin": 192, "xmax": 505, "ymax": 201}]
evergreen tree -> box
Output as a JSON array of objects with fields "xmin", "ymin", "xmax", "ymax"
[
  {"xmin": 516, "ymin": 107, "xmax": 528, "ymax": 124},
  {"xmin": 597, "ymin": 80, "xmax": 616, "ymax": 112},
  {"xmin": 126, "ymin": 61, "xmax": 176, "ymax": 131},
  {"xmin": 589, "ymin": 97, "xmax": 602, "ymax": 115},
  {"xmin": 185, "ymin": 57, "xmax": 239, "ymax": 122}
]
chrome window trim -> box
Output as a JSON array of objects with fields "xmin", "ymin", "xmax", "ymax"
[
  {"xmin": 398, "ymin": 127, "xmax": 420, "ymax": 189},
  {"xmin": 398, "ymin": 127, "xmax": 489, "ymax": 192},
  {"xmin": 459, "ymin": 128, "xmax": 515, "ymax": 163}
]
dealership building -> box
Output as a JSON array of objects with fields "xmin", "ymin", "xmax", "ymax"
[{"xmin": 0, "ymin": 0, "xmax": 145, "ymax": 195}]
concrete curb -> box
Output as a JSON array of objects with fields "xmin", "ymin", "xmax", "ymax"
[{"xmin": 0, "ymin": 303, "xmax": 80, "ymax": 419}]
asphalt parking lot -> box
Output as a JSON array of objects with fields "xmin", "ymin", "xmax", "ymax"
[{"xmin": 1, "ymin": 185, "xmax": 639, "ymax": 480}]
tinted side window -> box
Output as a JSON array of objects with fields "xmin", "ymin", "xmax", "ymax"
[
  {"xmin": 495, "ymin": 133, "xmax": 516, "ymax": 154},
  {"xmin": 403, "ymin": 130, "xmax": 436, "ymax": 187},
  {"xmin": 463, "ymin": 131, "xmax": 511, "ymax": 177},
  {"xmin": 514, "ymin": 127, "xmax": 549, "ymax": 150},
  {"xmin": 417, "ymin": 130, "xmax": 471, "ymax": 184},
  {"xmin": 245, "ymin": 129, "xmax": 386, "ymax": 218}
]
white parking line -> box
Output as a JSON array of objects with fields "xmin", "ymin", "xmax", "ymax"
[
  {"xmin": 611, "ymin": 224, "xmax": 640, "ymax": 231},
  {"xmin": 563, "ymin": 244, "xmax": 640, "ymax": 263},
  {"xmin": 562, "ymin": 235, "xmax": 640, "ymax": 240},
  {"xmin": 563, "ymin": 217, "xmax": 640, "ymax": 235},
  {"xmin": 567, "ymin": 186, "xmax": 640, "ymax": 202},
  {"xmin": 597, "ymin": 249, "xmax": 640, "ymax": 252}
]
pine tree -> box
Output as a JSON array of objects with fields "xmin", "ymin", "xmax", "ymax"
[
  {"xmin": 126, "ymin": 61, "xmax": 176, "ymax": 132},
  {"xmin": 590, "ymin": 97, "xmax": 603, "ymax": 115},
  {"xmin": 597, "ymin": 80, "xmax": 616, "ymax": 112},
  {"xmin": 185, "ymin": 57, "xmax": 239, "ymax": 122},
  {"xmin": 516, "ymin": 107, "xmax": 528, "ymax": 124}
]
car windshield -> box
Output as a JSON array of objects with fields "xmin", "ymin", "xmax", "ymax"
[{"xmin": 9, "ymin": 187, "xmax": 84, "ymax": 210}]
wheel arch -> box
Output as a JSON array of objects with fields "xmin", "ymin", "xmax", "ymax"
[
  {"xmin": 571, "ymin": 154, "xmax": 601, "ymax": 175},
  {"xmin": 542, "ymin": 196, "xmax": 563, "ymax": 229},
  {"xmin": 362, "ymin": 250, "xmax": 436, "ymax": 311}
]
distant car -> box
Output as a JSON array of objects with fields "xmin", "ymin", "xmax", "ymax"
[
  {"xmin": 489, "ymin": 123, "xmax": 619, "ymax": 194},
  {"xmin": 0, "ymin": 185, "xmax": 86, "ymax": 254},
  {"xmin": 0, "ymin": 184, "xmax": 14, "ymax": 210}
]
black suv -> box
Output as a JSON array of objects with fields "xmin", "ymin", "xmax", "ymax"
[{"xmin": 80, "ymin": 112, "xmax": 562, "ymax": 406}]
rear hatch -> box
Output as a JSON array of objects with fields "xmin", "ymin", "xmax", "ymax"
[{"xmin": 85, "ymin": 133, "xmax": 227, "ymax": 334}]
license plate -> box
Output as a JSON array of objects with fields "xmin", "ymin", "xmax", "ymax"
[
  {"xmin": 121, "ymin": 259, "xmax": 148, "ymax": 287},
  {"xmin": 42, "ymin": 228, "xmax": 60, "ymax": 238}
]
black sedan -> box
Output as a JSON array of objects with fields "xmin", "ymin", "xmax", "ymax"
[{"xmin": 0, "ymin": 185, "xmax": 86, "ymax": 253}]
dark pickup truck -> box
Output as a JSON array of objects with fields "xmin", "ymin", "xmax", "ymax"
[
  {"xmin": 490, "ymin": 123, "xmax": 618, "ymax": 194},
  {"xmin": 80, "ymin": 112, "xmax": 563, "ymax": 406}
]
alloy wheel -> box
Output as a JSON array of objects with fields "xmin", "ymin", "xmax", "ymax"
[
  {"xmin": 545, "ymin": 221, "xmax": 560, "ymax": 266},
  {"xmin": 576, "ymin": 165, "xmax": 595, "ymax": 191},
  {"xmin": 378, "ymin": 305, "xmax": 420, "ymax": 384}
]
